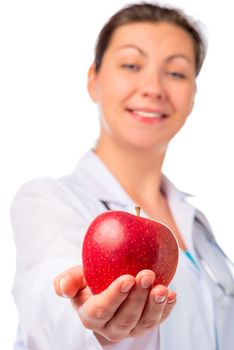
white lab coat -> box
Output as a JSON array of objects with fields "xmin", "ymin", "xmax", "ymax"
[{"xmin": 11, "ymin": 150, "xmax": 234, "ymax": 350}]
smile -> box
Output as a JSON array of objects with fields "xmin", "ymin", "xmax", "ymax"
[
  {"xmin": 127, "ymin": 108, "xmax": 168, "ymax": 123},
  {"xmin": 133, "ymin": 110, "xmax": 166, "ymax": 118}
]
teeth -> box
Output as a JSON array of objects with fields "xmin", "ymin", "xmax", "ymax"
[{"xmin": 134, "ymin": 110, "xmax": 163, "ymax": 118}]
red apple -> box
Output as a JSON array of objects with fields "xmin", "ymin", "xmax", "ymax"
[{"xmin": 82, "ymin": 208, "xmax": 179, "ymax": 294}]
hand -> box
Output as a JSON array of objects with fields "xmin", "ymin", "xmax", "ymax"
[{"xmin": 54, "ymin": 266, "xmax": 176, "ymax": 344}]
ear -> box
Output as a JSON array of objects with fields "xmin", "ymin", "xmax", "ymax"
[{"xmin": 87, "ymin": 63, "xmax": 98, "ymax": 102}]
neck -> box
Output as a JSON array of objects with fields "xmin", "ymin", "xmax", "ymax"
[
  {"xmin": 94, "ymin": 137, "xmax": 167, "ymax": 206},
  {"xmin": 95, "ymin": 137, "xmax": 188, "ymax": 252}
]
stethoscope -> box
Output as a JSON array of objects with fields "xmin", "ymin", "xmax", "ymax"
[
  {"xmin": 100, "ymin": 200, "xmax": 234, "ymax": 297},
  {"xmin": 193, "ymin": 216, "xmax": 234, "ymax": 297}
]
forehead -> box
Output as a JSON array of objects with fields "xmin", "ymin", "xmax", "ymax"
[{"xmin": 107, "ymin": 21, "xmax": 195, "ymax": 57}]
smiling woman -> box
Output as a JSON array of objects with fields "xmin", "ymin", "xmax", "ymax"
[
  {"xmin": 88, "ymin": 22, "xmax": 197, "ymax": 153},
  {"xmin": 9, "ymin": 2, "xmax": 234, "ymax": 350}
]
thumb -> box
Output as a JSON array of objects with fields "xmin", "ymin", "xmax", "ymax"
[{"xmin": 54, "ymin": 265, "xmax": 87, "ymax": 298}]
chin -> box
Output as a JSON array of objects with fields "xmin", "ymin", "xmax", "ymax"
[{"xmin": 124, "ymin": 139, "xmax": 169, "ymax": 154}]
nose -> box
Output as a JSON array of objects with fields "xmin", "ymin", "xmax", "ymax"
[{"xmin": 139, "ymin": 73, "xmax": 166, "ymax": 100}]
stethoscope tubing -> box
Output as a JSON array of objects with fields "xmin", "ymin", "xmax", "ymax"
[{"xmin": 193, "ymin": 217, "xmax": 234, "ymax": 297}]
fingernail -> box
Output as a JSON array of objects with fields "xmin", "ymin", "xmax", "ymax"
[
  {"xmin": 59, "ymin": 276, "xmax": 69, "ymax": 298},
  {"xmin": 154, "ymin": 295, "xmax": 166, "ymax": 303},
  {"xmin": 141, "ymin": 276, "xmax": 154, "ymax": 289},
  {"xmin": 167, "ymin": 298, "xmax": 177, "ymax": 304},
  {"xmin": 121, "ymin": 281, "xmax": 135, "ymax": 293}
]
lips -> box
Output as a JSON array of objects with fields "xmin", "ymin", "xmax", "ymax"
[{"xmin": 127, "ymin": 108, "xmax": 168, "ymax": 121}]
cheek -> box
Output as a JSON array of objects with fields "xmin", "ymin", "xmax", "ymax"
[
  {"xmin": 176, "ymin": 86, "xmax": 196, "ymax": 116},
  {"xmin": 96, "ymin": 78, "xmax": 133, "ymax": 113},
  {"xmin": 95, "ymin": 64, "xmax": 136, "ymax": 102}
]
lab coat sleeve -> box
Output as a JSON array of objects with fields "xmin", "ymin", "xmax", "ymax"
[
  {"xmin": 11, "ymin": 177, "xmax": 161, "ymax": 350},
  {"xmin": 10, "ymin": 177, "xmax": 104, "ymax": 350}
]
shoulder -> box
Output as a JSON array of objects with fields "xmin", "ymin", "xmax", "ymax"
[
  {"xmin": 11, "ymin": 176, "xmax": 74, "ymax": 213},
  {"xmin": 10, "ymin": 175, "xmax": 101, "ymax": 260},
  {"xmin": 10, "ymin": 172, "xmax": 101, "ymax": 228}
]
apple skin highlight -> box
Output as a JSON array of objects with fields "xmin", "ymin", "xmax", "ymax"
[{"xmin": 82, "ymin": 210, "xmax": 179, "ymax": 294}]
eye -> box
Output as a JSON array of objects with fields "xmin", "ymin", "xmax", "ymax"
[
  {"xmin": 121, "ymin": 63, "xmax": 140, "ymax": 71},
  {"xmin": 167, "ymin": 71, "xmax": 186, "ymax": 79}
]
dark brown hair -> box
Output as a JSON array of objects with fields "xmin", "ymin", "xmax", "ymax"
[{"xmin": 94, "ymin": 2, "xmax": 207, "ymax": 76}]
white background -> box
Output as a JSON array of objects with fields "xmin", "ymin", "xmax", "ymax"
[{"xmin": 0, "ymin": 0, "xmax": 234, "ymax": 348}]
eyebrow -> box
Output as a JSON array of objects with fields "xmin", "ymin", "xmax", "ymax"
[
  {"xmin": 166, "ymin": 54, "xmax": 194, "ymax": 64},
  {"xmin": 116, "ymin": 45, "xmax": 193, "ymax": 64},
  {"xmin": 116, "ymin": 45, "xmax": 147, "ymax": 57}
]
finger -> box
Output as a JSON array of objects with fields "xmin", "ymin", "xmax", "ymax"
[
  {"xmin": 104, "ymin": 270, "xmax": 155, "ymax": 341},
  {"xmin": 167, "ymin": 289, "xmax": 177, "ymax": 304},
  {"xmin": 130, "ymin": 284, "xmax": 168, "ymax": 336},
  {"xmin": 79, "ymin": 274, "xmax": 135, "ymax": 329},
  {"xmin": 160, "ymin": 289, "xmax": 177, "ymax": 323},
  {"xmin": 54, "ymin": 265, "xmax": 86, "ymax": 298}
]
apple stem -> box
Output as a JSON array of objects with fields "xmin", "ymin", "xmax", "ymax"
[{"xmin": 135, "ymin": 206, "xmax": 141, "ymax": 217}]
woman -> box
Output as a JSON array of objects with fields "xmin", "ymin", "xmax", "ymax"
[{"xmin": 11, "ymin": 2, "xmax": 234, "ymax": 350}]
